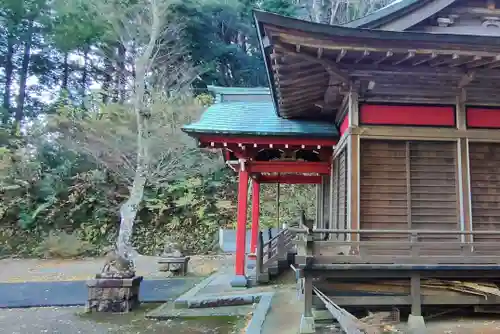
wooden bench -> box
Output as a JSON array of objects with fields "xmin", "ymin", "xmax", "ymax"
[{"xmin": 158, "ymin": 256, "xmax": 190, "ymax": 276}]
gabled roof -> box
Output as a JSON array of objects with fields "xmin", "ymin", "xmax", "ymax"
[
  {"xmin": 254, "ymin": 9, "xmax": 500, "ymax": 118},
  {"xmin": 182, "ymin": 102, "xmax": 338, "ymax": 138}
]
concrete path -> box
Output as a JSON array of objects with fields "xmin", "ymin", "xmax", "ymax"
[{"xmin": 0, "ymin": 278, "xmax": 200, "ymax": 308}]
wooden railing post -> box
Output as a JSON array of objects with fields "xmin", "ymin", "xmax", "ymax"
[
  {"xmin": 277, "ymin": 229, "xmax": 285, "ymax": 261},
  {"xmin": 256, "ymin": 231, "xmax": 264, "ymax": 283},
  {"xmin": 267, "ymin": 228, "xmax": 273, "ymax": 259}
]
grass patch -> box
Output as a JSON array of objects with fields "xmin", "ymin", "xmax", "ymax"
[{"xmin": 77, "ymin": 303, "xmax": 241, "ymax": 334}]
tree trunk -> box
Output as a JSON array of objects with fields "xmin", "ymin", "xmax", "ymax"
[
  {"xmin": 116, "ymin": 0, "xmax": 161, "ymax": 262},
  {"xmin": 330, "ymin": 0, "xmax": 341, "ymax": 25},
  {"xmin": 116, "ymin": 42, "xmax": 126, "ymax": 104},
  {"xmin": 311, "ymin": 0, "xmax": 324, "ymax": 23},
  {"xmin": 102, "ymin": 54, "xmax": 113, "ymax": 104},
  {"xmin": 80, "ymin": 47, "xmax": 89, "ymax": 106},
  {"xmin": 62, "ymin": 52, "xmax": 69, "ymax": 91},
  {"xmin": 14, "ymin": 19, "xmax": 35, "ymax": 132},
  {"xmin": 2, "ymin": 33, "xmax": 15, "ymax": 125},
  {"xmin": 117, "ymin": 168, "xmax": 147, "ymax": 258}
]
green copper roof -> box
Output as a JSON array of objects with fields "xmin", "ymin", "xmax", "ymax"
[
  {"xmin": 182, "ymin": 102, "xmax": 338, "ymax": 138},
  {"xmin": 207, "ymin": 86, "xmax": 270, "ymax": 95}
]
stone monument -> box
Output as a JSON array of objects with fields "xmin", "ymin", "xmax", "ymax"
[
  {"xmin": 85, "ymin": 247, "xmax": 143, "ymax": 313},
  {"xmin": 158, "ymin": 237, "xmax": 190, "ymax": 276}
]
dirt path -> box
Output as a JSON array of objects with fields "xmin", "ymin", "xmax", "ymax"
[{"xmin": 0, "ymin": 254, "xmax": 234, "ymax": 283}]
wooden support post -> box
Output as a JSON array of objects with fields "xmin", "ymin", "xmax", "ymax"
[
  {"xmin": 231, "ymin": 163, "xmax": 249, "ymax": 288},
  {"xmin": 256, "ymin": 231, "xmax": 268, "ymax": 284},
  {"xmin": 458, "ymin": 138, "xmax": 472, "ymax": 243},
  {"xmin": 347, "ymin": 89, "xmax": 360, "ymax": 245},
  {"xmin": 304, "ymin": 273, "xmax": 313, "ymax": 317},
  {"xmin": 315, "ymin": 183, "xmax": 323, "ymax": 230},
  {"xmin": 408, "ymin": 273, "xmax": 426, "ymax": 333},
  {"xmin": 347, "ymin": 133, "xmax": 360, "ymax": 244},
  {"xmin": 411, "ymin": 273, "xmax": 422, "ymax": 316},
  {"xmin": 456, "ymin": 93, "xmax": 472, "ymax": 243},
  {"xmin": 299, "ymin": 271, "xmax": 315, "ymax": 334},
  {"xmin": 249, "ymin": 179, "xmax": 260, "ymax": 258}
]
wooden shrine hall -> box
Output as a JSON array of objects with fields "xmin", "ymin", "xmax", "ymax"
[{"xmin": 184, "ymin": 0, "xmax": 500, "ymax": 332}]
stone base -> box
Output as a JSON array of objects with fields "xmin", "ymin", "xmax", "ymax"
[
  {"xmin": 230, "ymin": 274, "xmax": 248, "ymax": 288},
  {"xmin": 85, "ymin": 276, "xmax": 143, "ymax": 313},
  {"xmin": 299, "ymin": 315, "xmax": 315, "ymax": 334},
  {"xmin": 407, "ymin": 315, "xmax": 426, "ymax": 334}
]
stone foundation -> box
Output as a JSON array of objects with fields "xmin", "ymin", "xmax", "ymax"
[{"xmin": 85, "ymin": 276, "xmax": 143, "ymax": 313}]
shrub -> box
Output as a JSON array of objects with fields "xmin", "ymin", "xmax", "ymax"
[{"xmin": 35, "ymin": 230, "xmax": 92, "ymax": 259}]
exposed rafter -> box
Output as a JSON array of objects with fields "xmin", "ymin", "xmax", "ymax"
[{"xmin": 275, "ymin": 43, "xmax": 350, "ymax": 84}]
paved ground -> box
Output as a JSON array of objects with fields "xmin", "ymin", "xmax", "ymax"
[
  {"xmin": 0, "ymin": 254, "xmax": 234, "ymax": 309},
  {"xmin": 0, "ymin": 278, "xmax": 200, "ymax": 308}
]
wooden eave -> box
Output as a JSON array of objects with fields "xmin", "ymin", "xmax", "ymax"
[{"xmin": 255, "ymin": 10, "xmax": 500, "ymax": 119}]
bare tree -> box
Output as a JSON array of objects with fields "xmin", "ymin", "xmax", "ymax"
[
  {"xmin": 54, "ymin": 0, "xmax": 219, "ymax": 264},
  {"xmin": 302, "ymin": 0, "xmax": 395, "ymax": 25}
]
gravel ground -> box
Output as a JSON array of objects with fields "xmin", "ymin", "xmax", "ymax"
[{"xmin": 0, "ymin": 254, "xmax": 234, "ymax": 283}]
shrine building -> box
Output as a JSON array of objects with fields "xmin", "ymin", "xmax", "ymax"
[{"xmin": 184, "ymin": 1, "xmax": 500, "ymax": 332}]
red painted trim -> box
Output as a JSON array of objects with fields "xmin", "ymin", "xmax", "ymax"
[
  {"xmin": 340, "ymin": 115, "xmax": 349, "ymax": 136},
  {"xmin": 359, "ymin": 104, "xmax": 456, "ymax": 127},
  {"xmin": 198, "ymin": 135, "xmax": 337, "ymax": 147},
  {"xmin": 258, "ymin": 175, "xmax": 323, "ymax": 184},
  {"xmin": 235, "ymin": 169, "xmax": 249, "ymax": 276},
  {"xmin": 467, "ymin": 107, "xmax": 500, "ymax": 128},
  {"xmin": 248, "ymin": 161, "xmax": 331, "ymax": 174},
  {"xmin": 250, "ymin": 179, "xmax": 260, "ymax": 257}
]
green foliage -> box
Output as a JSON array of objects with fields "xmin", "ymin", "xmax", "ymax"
[
  {"xmin": 0, "ymin": 0, "xmax": 332, "ymax": 259},
  {"xmin": 35, "ymin": 230, "xmax": 92, "ymax": 259}
]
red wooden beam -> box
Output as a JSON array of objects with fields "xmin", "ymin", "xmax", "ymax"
[
  {"xmin": 360, "ymin": 104, "xmax": 456, "ymax": 127},
  {"xmin": 467, "ymin": 107, "xmax": 500, "ymax": 128},
  {"xmin": 198, "ymin": 135, "xmax": 338, "ymax": 147},
  {"xmin": 257, "ymin": 175, "xmax": 323, "ymax": 184},
  {"xmin": 248, "ymin": 161, "xmax": 330, "ymax": 174}
]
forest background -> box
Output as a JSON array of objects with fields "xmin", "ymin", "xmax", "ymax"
[{"xmin": 0, "ymin": 0, "xmax": 392, "ymax": 258}]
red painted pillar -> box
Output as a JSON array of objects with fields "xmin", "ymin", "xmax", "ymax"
[
  {"xmin": 232, "ymin": 165, "xmax": 249, "ymax": 286},
  {"xmin": 249, "ymin": 179, "xmax": 260, "ymax": 258}
]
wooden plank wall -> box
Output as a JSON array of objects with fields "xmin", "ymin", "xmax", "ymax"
[
  {"xmin": 469, "ymin": 143, "xmax": 500, "ymax": 242},
  {"xmin": 360, "ymin": 140, "xmax": 407, "ymax": 241},
  {"xmin": 331, "ymin": 148, "xmax": 348, "ymax": 240},
  {"xmin": 360, "ymin": 139, "xmax": 460, "ymax": 241},
  {"xmin": 410, "ymin": 141, "xmax": 459, "ymax": 241}
]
